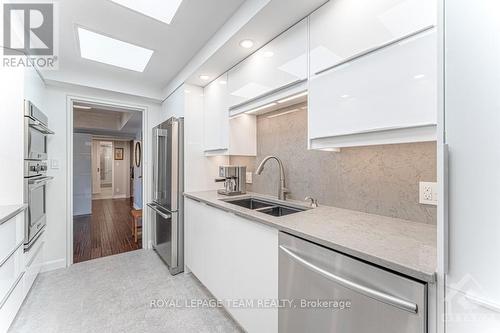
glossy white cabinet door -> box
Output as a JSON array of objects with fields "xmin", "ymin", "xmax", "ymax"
[
  {"xmin": 204, "ymin": 74, "xmax": 230, "ymax": 152},
  {"xmin": 184, "ymin": 198, "xmax": 278, "ymax": 333},
  {"xmin": 309, "ymin": 29, "xmax": 437, "ymax": 144},
  {"xmin": 0, "ymin": 212, "xmax": 24, "ymax": 264},
  {"xmin": 230, "ymin": 214, "xmax": 278, "ymax": 333},
  {"xmin": 24, "ymin": 234, "xmax": 45, "ymax": 296},
  {"xmin": 310, "ymin": 0, "xmax": 436, "ymax": 75},
  {"xmin": 184, "ymin": 199, "xmax": 206, "ymax": 281},
  {"xmin": 228, "ymin": 19, "xmax": 308, "ymax": 108},
  {"xmin": 203, "ymin": 73, "xmax": 257, "ymax": 156},
  {"xmin": 0, "ymin": 246, "xmax": 23, "ymax": 307}
]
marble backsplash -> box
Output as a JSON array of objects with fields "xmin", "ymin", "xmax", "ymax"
[{"xmin": 230, "ymin": 108, "xmax": 437, "ymax": 224}]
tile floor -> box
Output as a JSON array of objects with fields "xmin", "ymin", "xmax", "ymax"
[{"xmin": 9, "ymin": 250, "xmax": 242, "ymax": 333}]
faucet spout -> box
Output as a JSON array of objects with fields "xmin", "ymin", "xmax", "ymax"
[{"xmin": 255, "ymin": 156, "xmax": 289, "ymax": 200}]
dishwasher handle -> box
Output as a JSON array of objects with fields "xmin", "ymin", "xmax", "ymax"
[{"xmin": 279, "ymin": 245, "xmax": 418, "ymax": 314}]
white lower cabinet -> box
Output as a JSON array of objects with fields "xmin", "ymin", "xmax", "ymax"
[
  {"xmin": 0, "ymin": 270, "xmax": 24, "ymax": 333},
  {"xmin": 24, "ymin": 234, "xmax": 45, "ymax": 295},
  {"xmin": 0, "ymin": 210, "xmax": 27, "ymax": 333},
  {"xmin": 185, "ymin": 198, "xmax": 279, "ymax": 332}
]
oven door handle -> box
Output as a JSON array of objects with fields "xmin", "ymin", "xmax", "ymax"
[
  {"xmin": 29, "ymin": 120, "xmax": 55, "ymax": 135},
  {"xmin": 28, "ymin": 176, "xmax": 54, "ymax": 185}
]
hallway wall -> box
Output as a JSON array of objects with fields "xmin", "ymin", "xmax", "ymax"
[
  {"xmin": 112, "ymin": 141, "xmax": 131, "ymax": 198},
  {"xmin": 73, "ymin": 133, "xmax": 92, "ymax": 216}
]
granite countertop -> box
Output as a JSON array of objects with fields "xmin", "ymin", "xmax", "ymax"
[
  {"xmin": 0, "ymin": 204, "xmax": 27, "ymax": 226},
  {"xmin": 184, "ymin": 191, "xmax": 437, "ymax": 283}
]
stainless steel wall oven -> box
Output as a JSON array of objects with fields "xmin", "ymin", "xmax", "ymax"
[{"xmin": 23, "ymin": 101, "xmax": 54, "ymax": 250}]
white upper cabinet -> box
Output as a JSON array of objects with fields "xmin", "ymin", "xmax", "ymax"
[
  {"xmin": 204, "ymin": 74, "xmax": 230, "ymax": 152},
  {"xmin": 227, "ymin": 18, "xmax": 308, "ymax": 109},
  {"xmin": 203, "ymin": 73, "xmax": 257, "ymax": 156},
  {"xmin": 309, "ymin": 28, "xmax": 438, "ymax": 148},
  {"xmin": 310, "ymin": 0, "xmax": 437, "ymax": 75}
]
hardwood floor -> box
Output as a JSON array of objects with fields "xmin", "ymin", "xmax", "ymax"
[{"xmin": 73, "ymin": 198, "xmax": 141, "ymax": 263}]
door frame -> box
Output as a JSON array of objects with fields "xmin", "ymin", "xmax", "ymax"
[
  {"xmin": 66, "ymin": 95, "xmax": 150, "ymax": 266},
  {"xmin": 92, "ymin": 140, "xmax": 115, "ymax": 198}
]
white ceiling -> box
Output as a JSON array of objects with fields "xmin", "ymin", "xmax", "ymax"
[
  {"xmin": 41, "ymin": 0, "xmax": 245, "ymax": 99},
  {"xmin": 185, "ymin": 0, "xmax": 328, "ymax": 87},
  {"xmin": 74, "ymin": 102, "xmax": 142, "ymax": 138}
]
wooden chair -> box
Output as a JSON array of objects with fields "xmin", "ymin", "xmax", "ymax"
[{"xmin": 130, "ymin": 209, "xmax": 142, "ymax": 243}]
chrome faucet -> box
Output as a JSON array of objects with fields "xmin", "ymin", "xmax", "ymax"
[{"xmin": 256, "ymin": 156, "xmax": 289, "ymax": 200}]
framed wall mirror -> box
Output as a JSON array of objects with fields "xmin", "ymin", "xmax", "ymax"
[{"xmin": 134, "ymin": 141, "xmax": 141, "ymax": 168}]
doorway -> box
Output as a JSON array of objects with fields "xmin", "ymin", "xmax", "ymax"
[
  {"xmin": 92, "ymin": 141, "xmax": 113, "ymax": 200},
  {"xmin": 71, "ymin": 100, "xmax": 145, "ymax": 264}
]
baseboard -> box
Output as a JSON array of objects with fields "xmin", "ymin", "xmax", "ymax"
[
  {"xmin": 41, "ymin": 258, "xmax": 66, "ymax": 273},
  {"xmin": 92, "ymin": 195, "xmax": 131, "ymax": 200},
  {"xmin": 112, "ymin": 194, "xmax": 130, "ymax": 199}
]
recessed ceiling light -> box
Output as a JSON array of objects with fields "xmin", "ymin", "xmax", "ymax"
[
  {"xmin": 77, "ymin": 27, "xmax": 154, "ymax": 72},
  {"xmin": 199, "ymin": 75, "xmax": 210, "ymax": 81},
  {"xmin": 262, "ymin": 51, "xmax": 274, "ymax": 58},
  {"xmin": 74, "ymin": 105, "xmax": 92, "ymax": 110},
  {"xmin": 109, "ymin": 0, "xmax": 184, "ymax": 25},
  {"xmin": 277, "ymin": 91, "xmax": 308, "ymax": 104},
  {"xmin": 341, "ymin": 94, "xmax": 350, "ymax": 98},
  {"xmin": 219, "ymin": 80, "xmax": 227, "ymax": 85},
  {"xmin": 413, "ymin": 74, "xmax": 425, "ymax": 79},
  {"xmin": 246, "ymin": 102, "xmax": 277, "ymax": 114},
  {"xmin": 239, "ymin": 39, "xmax": 254, "ymax": 49}
]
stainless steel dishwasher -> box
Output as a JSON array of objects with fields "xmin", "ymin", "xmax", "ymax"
[{"xmin": 279, "ymin": 232, "xmax": 427, "ymax": 333}]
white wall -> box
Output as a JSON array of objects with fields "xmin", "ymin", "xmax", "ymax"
[
  {"xmin": 73, "ymin": 133, "xmax": 92, "ymax": 215},
  {"xmin": 42, "ymin": 83, "xmax": 161, "ymax": 271},
  {"xmin": 112, "ymin": 140, "xmax": 131, "ymax": 198}
]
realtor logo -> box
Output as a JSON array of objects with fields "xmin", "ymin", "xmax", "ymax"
[
  {"xmin": 2, "ymin": 2, "xmax": 58, "ymax": 69},
  {"xmin": 3, "ymin": 3, "xmax": 54, "ymax": 55}
]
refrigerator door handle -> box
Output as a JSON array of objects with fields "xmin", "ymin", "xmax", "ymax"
[
  {"xmin": 170, "ymin": 120, "xmax": 179, "ymax": 211},
  {"xmin": 147, "ymin": 203, "xmax": 172, "ymax": 219},
  {"xmin": 171, "ymin": 211, "xmax": 178, "ymax": 267}
]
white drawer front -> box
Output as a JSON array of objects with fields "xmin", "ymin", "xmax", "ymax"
[
  {"xmin": 0, "ymin": 270, "xmax": 24, "ymax": 333},
  {"xmin": 0, "ymin": 246, "xmax": 24, "ymax": 306},
  {"xmin": 24, "ymin": 239, "xmax": 44, "ymax": 295},
  {"xmin": 0, "ymin": 212, "xmax": 24, "ymax": 264}
]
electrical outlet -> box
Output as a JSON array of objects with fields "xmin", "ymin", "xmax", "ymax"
[
  {"xmin": 246, "ymin": 172, "xmax": 253, "ymax": 184},
  {"xmin": 419, "ymin": 182, "xmax": 437, "ymax": 205}
]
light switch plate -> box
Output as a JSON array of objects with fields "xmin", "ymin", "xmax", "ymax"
[
  {"xmin": 419, "ymin": 181, "xmax": 438, "ymax": 206},
  {"xmin": 50, "ymin": 159, "xmax": 59, "ymax": 169},
  {"xmin": 246, "ymin": 172, "xmax": 253, "ymax": 184}
]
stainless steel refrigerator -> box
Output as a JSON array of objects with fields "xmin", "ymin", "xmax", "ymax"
[{"xmin": 148, "ymin": 117, "xmax": 184, "ymax": 275}]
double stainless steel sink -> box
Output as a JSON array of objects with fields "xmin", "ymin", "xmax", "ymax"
[{"xmin": 221, "ymin": 197, "xmax": 308, "ymax": 217}]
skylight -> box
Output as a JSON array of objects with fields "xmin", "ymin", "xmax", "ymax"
[
  {"xmin": 109, "ymin": 0, "xmax": 184, "ymax": 25},
  {"xmin": 77, "ymin": 27, "xmax": 154, "ymax": 72}
]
